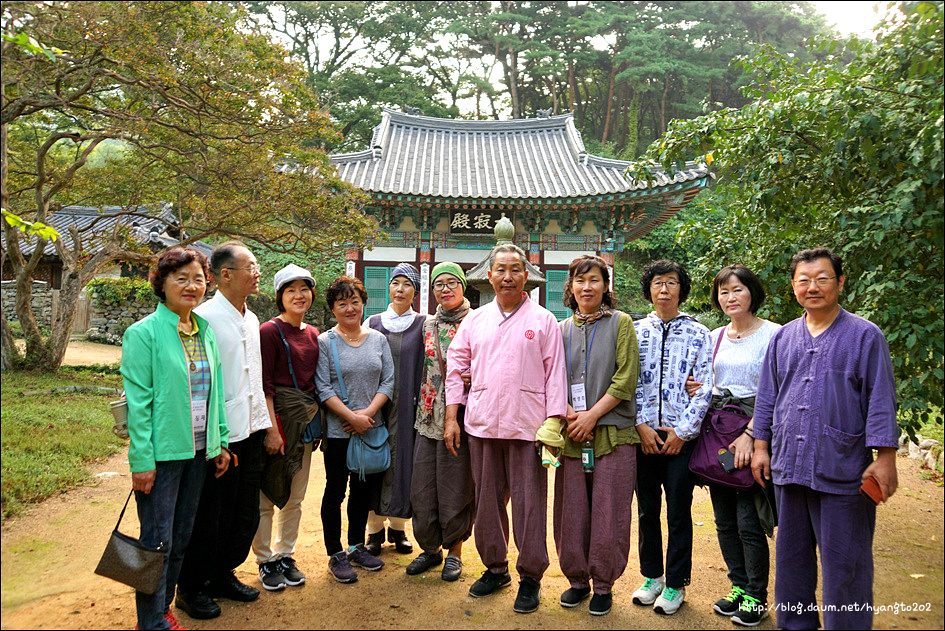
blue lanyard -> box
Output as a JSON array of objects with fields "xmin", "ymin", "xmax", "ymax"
[{"xmin": 568, "ymin": 319, "xmax": 599, "ymax": 383}]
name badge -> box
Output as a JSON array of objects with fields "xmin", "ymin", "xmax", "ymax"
[
  {"xmin": 571, "ymin": 383, "xmax": 587, "ymax": 412},
  {"xmin": 191, "ymin": 400, "xmax": 208, "ymax": 433}
]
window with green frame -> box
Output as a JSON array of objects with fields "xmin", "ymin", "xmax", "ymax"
[
  {"xmin": 364, "ymin": 266, "xmax": 390, "ymax": 319},
  {"xmin": 545, "ymin": 269, "xmax": 571, "ymax": 321}
]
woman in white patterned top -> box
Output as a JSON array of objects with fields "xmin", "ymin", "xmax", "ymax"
[{"xmin": 686, "ymin": 265, "xmax": 781, "ymax": 627}]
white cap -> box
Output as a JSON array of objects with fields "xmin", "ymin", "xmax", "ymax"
[{"xmin": 273, "ymin": 264, "xmax": 315, "ymax": 294}]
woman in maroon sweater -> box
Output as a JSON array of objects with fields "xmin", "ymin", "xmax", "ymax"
[{"xmin": 254, "ymin": 264, "xmax": 320, "ymax": 592}]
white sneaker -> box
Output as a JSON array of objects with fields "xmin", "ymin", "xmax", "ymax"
[
  {"xmin": 631, "ymin": 576, "xmax": 665, "ymax": 605},
  {"xmin": 653, "ymin": 585, "xmax": 685, "ymax": 615}
]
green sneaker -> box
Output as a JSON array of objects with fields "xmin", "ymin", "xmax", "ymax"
[
  {"xmin": 713, "ymin": 585, "xmax": 746, "ymax": 616},
  {"xmin": 731, "ymin": 594, "xmax": 768, "ymax": 627},
  {"xmin": 653, "ymin": 585, "xmax": 685, "ymax": 615},
  {"xmin": 631, "ymin": 576, "xmax": 665, "ymax": 605}
]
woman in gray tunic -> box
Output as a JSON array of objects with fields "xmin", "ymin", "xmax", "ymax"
[{"xmin": 365, "ymin": 263, "xmax": 426, "ymax": 555}]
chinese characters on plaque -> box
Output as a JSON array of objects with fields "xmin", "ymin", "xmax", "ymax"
[{"xmin": 448, "ymin": 209, "xmax": 511, "ymax": 235}]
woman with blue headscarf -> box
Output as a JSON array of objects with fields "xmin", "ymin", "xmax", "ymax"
[{"xmin": 365, "ymin": 263, "xmax": 426, "ymax": 555}]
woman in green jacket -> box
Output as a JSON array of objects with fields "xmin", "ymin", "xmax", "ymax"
[{"xmin": 121, "ymin": 247, "xmax": 230, "ymax": 631}]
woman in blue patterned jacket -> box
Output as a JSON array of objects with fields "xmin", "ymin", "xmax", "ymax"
[{"xmin": 630, "ymin": 259, "xmax": 713, "ymax": 617}]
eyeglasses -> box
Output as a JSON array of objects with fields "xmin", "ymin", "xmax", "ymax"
[
  {"xmin": 225, "ymin": 264, "xmax": 261, "ymax": 274},
  {"xmin": 172, "ymin": 276, "xmax": 206, "ymax": 288},
  {"xmin": 651, "ymin": 280, "xmax": 679, "ymax": 290},
  {"xmin": 793, "ymin": 276, "xmax": 836, "ymax": 289},
  {"xmin": 433, "ymin": 280, "xmax": 461, "ymax": 291}
]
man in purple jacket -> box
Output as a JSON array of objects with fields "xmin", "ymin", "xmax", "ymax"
[{"xmin": 752, "ymin": 247, "xmax": 899, "ymax": 630}]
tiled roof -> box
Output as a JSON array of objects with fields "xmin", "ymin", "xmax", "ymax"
[
  {"xmin": 330, "ymin": 108, "xmax": 708, "ymax": 199},
  {"xmin": 18, "ymin": 205, "xmax": 212, "ymax": 258}
]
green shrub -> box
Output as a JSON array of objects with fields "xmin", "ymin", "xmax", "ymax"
[{"xmin": 87, "ymin": 277, "xmax": 155, "ymax": 307}]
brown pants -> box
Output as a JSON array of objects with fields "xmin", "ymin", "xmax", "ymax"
[
  {"xmin": 468, "ymin": 436, "xmax": 549, "ymax": 581},
  {"xmin": 553, "ymin": 443, "xmax": 637, "ymax": 594},
  {"xmin": 410, "ymin": 429, "xmax": 475, "ymax": 553}
]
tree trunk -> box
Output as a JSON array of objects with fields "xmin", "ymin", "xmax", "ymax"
[
  {"xmin": 544, "ymin": 76, "xmax": 558, "ymax": 114},
  {"xmin": 39, "ymin": 266, "xmax": 82, "ymax": 370},
  {"xmin": 503, "ymin": 50, "xmax": 521, "ymax": 118},
  {"xmin": 0, "ymin": 304, "xmax": 15, "ymax": 371},
  {"xmin": 660, "ymin": 74, "xmax": 670, "ymax": 136},
  {"xmin": 601, "ymin": 59, "xmax": 618, "ymax": 144},
  {"xmin": 626, "ymin": 88, "xmax": 641, "ymax": 158},
  {"xmin": 567, "ymin": 61, "xmax": 575, "ymax": 112}
]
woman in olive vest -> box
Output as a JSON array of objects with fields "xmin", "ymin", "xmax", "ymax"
[{"xmin": 553, "ymin": 255, "xmax": 640, "ymax": 617}]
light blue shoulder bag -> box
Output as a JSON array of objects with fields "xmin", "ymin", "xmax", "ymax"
[{"xmin": 329, "ymin": 331, "xmax": 391, "ymax": 480}]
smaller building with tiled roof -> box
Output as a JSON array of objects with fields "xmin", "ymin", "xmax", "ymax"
[{"xmin": 2, "ymin": 204, "xmax": 212, "ymax": 289}]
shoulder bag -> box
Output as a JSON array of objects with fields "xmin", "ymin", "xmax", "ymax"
[
  {"xmin": 273, "ymin": 319, "xmax": 322, "ymax": 442},
  {"xmin": 94, "ymin": 490, "xmax": 165, "ymax": 594},
  {"xmin": 689, "ymin": 327, "xmax": 755, "ymax": 490},
  {"xmin": 329, "ymin": 331, "xmax": 391, "ymax": 480}
]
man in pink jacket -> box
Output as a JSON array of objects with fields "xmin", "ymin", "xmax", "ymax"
[{"xmin": 445, "ymin": 244, "xmax": 567, "ymax": 614}]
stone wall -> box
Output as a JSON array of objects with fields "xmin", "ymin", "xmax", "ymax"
[
  {"xmin": 85, "ymin": 293, "xmax": 156, "ymax": 346},
  {"xmin": 1, "ymin": 280, "xmax": 52, "ymax": 326}
]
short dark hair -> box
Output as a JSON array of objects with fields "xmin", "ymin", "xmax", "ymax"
[
  {"xmin": 149, "ymin": 247, "xmax": 210, "ymax": 302},
  {"xmin": 562, "ymin": 255, "xmax": 616, "ymax": 311},
  {"xmin": 711, "ymin": 265, "xmax": 766, "ymax": 313},
  {"xmin": 276, "ymin": 279, "xmax": 316, "ymax": 313},
  {"xmin": 208, "ymin": 240, "xmax": 248, "ymax": 276},
  {"xmin": 325, "ymin": 276, "xmax": 368, "ymax": 310},
  {"xmin": 790, "ymin": 247, "xmax": 843, "ymax": 279},
  {"xmin": 640, "ymin": 259, "xmax": 691, "ymax": 303}
]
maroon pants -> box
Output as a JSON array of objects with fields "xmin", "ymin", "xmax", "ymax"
[
  {"xmin": 553, "ymin": 443, "xmax": 636, "ymax": 594},
  {"xmin": 468, "ymin": 436, "xmax": 549, "ymax": 581}
]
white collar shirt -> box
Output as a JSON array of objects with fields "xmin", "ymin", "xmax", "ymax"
[{"xmin": 195, "ymin": 291, "xmax": 271, "ymax": 442}]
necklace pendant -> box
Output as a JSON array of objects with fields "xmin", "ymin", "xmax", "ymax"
[{"xmin": 190, "ymin": 361, "xmax": 196, "ymax": 371}]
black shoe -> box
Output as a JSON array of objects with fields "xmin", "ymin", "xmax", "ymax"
[
  {"xmin": 468, "ymin": 569, "xmax": 512, "ymax": 598},
  {"xmin": 560, "ymin": 586, "xmax": 591, "ymax": 608},
  {"xmin": 207, "ymin": 571, "xmax": 259, "ymax": 602},
  {"xmin": 365, "ymin": 531, "xmax": 385, "ymax": 556},
  {"xmin": 513, "ymin": 577, "xmax": 542, "ymax": 614},
  {"xmin": 258, "ymin": 560, "xmax": 287, "ymax": 591},
  {"xmin": 406, "ymin": 550, "xmax": 443, "ymax": 575},
  {"xmin": 441, "ymin": 554, "xmax": 463, "ymax": 582},
  {"xmin": 175, "ymin": 590, "xmax": 221, "ymax": 620},
  {"xmin": 388, "ymin": 528, "xmax": 413, "ymax": 554},
  {"xmin": 279, "ymin": 556, "xmax": 306, "ymax": 586},
  {"xmin": 589, "ymin": 592, "xmax": 613, "ymax": 616}
]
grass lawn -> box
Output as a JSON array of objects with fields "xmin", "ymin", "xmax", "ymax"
[{"xmin": 1, "ymin": 366, "xmax": 126, "ymax": 519}]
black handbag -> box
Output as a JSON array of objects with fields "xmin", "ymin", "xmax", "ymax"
[{"xmin": 94, "ymin": 490, "xmax": 166, "ymax": 594}]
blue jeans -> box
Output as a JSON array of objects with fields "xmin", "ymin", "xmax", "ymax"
[
  {"xmin": 709, "ymin": 483, "xmax": 769, "ymax": 602},
  {"xmin": 135, "ymin": 453, "xmax": 206, "ymax": 630}
]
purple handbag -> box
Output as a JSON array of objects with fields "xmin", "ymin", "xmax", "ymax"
[
  {"xmin": 688, "ymin": 327, "xmax": 755, "ymax": 490},
  {"xmin": 689, "ymin": 405, "xmax": 755, "ymax": 489}
]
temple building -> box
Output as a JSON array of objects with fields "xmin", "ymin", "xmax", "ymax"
[{"xmin": 330, "ymin": 107, "xmax": 709, "ymax": 318}]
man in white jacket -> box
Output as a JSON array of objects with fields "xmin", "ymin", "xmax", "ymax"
[{"xmin": 176, "ymin": 242, "xmax": 278, "ymax": 619}]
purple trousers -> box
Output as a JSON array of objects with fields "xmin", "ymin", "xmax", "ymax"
[
  {"xmin": 774, "ymin": 484, "xmax": 876, "ymax": 630},
  {"xmin": 468, "ymin": 436, "xmax": 549, "ymax": 581},
  {"xmin": 553, "ymin": 444, "xmax": 636, "ymax": 594}
]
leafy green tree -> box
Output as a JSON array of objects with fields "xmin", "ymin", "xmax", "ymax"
[
  {"xmin": 634, "ymin": 1, "xmax": 944, "ymax": 432},
  {"xmin": 1, "ymin": 1, "xmax": 376, "ymax": 372}
]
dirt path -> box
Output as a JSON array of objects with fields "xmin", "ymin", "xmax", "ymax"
[
  {"xmin": 1, "ymin": 447, "xmax": 942, "ymax": 630},
  {"xmin": 12, "ymin": 339, "xmax": 123, "ymax": 366}
]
